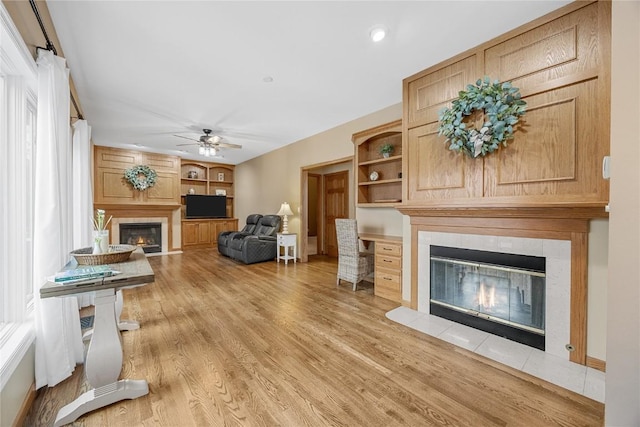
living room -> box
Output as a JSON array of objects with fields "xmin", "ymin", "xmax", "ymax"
[{"xmin": 1, "ymin": 1, "xmax": 638, "ymax": 426}]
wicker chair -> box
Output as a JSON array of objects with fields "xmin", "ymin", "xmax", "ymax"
[{"xmin": 335, "ymin": 219, "xmax": 374, "ymax": 291}]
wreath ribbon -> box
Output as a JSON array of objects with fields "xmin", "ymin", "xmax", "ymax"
[{"xmin": 438, "ymin": 77, "xmax": 526, "ymax": 158}]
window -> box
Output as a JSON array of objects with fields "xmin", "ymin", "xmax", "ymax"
[{"xmin": 0, "ymin": 5, "xmax": 38, "ymax": 388}]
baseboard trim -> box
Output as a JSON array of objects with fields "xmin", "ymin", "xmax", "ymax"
[
  {"xmin": 586, "ymin": 356, "xmax": 606, "ymax": 372},
  {"xmin": 12, "ymin": 381, "xmax": 36, "ymax": 427}
]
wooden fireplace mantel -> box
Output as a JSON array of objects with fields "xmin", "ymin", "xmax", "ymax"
[
  {"xmin": 401, "ymin": 204, "xmax": 608, "ymax": 366},
  {"xmin": 396, "ymin": 202, "xmax": 609, "ymax": 221},
  {"xmin": 94, "ymin": 204, "xmax": 180, "ymax": 252}
]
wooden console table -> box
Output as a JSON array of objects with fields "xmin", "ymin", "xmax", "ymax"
[{"xmin": 40, "ymin": 248, "xmax": 154, "ymax": 427}]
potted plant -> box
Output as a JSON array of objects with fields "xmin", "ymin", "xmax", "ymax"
[{"xmin": 379, "ymin": 143, "xmax": 394, "ymax": 158}]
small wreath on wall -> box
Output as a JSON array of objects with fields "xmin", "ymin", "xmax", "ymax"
[
  {"xmin": 124, "ymin": 165, "xmax": 158, "ymax": 191},
  {"xmin": 438, "ymin": 77, "xmax": 527, "ymax": 158}
]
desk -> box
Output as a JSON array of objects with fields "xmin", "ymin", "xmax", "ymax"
[
  {"xmin": 40, "ymin": 248, "xmax": 154, "ymax": 427},
  {"xmin": 358, "ymin": 233, "xmax": 403, "ymax": 302}
]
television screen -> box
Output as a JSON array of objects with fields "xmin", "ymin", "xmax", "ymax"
[{"xmin": 185, "ymin": 194, "xmax": 227, "ymax": 218}]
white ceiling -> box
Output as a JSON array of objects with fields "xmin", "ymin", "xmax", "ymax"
[{"xmin": 46, "ymin": 1, "xmax": 571, "ymax": 165}]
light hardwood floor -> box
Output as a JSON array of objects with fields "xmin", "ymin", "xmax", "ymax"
[{"xmin": 25, "ymin": 250, "xmax": 604, "ymax": 426}]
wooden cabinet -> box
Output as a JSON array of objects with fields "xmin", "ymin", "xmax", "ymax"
[
  {"xmin": 405, "ymin": 55, "xmax": 477, "ymax": 130},
  {"xmin": 180, "ymin": 160, "xmax": 235, "ymax": 218},
  {"xmin": 374, "ymin": 240, "xmax": 402, "ymax": 302},
  {"xmin": 402, "ymin": 1, "xmax": 610, "ymax": 209},
  {"xmin": 352, "ymin": 120, "xmax": 403, "ymax": 207},
  {"xmin": 181, "ymin": 218, "xmax": 238, "ymax": 249},
  {"xmin": 94, "ymin": 147, "xmax": 181, "ymax": 206}
]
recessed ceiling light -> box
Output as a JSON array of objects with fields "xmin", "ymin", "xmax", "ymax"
[
  {"xmin": 262, "ymin": 76, "xmax": 274, "ymax": 83},
  {"xmin": 370, "ymin": 26, "xmax": 387, "ymax": 43}
]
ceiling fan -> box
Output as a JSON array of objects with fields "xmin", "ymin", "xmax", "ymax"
[{"xmin": 174, "ymin": 129, "xmax": 242, "ymax": 157}]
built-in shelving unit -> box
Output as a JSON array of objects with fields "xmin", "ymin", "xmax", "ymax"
[
  {"xmin": 180, "ymin": 160, "xmax": 237, "ymax": 249},
  {"xmin": 180, "ymin": 161, "xmax": 235, "ymax": 218},
  {"xmin": 352, "ymin": 120, "xmax": 403, "ymax": 207}
]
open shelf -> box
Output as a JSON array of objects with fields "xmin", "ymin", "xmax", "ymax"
[
  {"xmin": 352, "ymin": 120, "xmax": 403, "ymax": 206},
  {"xmin": 180, "ymin": 161, "xmax": 235, "ymax": 218}
]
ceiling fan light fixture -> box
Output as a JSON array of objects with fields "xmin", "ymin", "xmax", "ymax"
[
  {"xmin": 198, "ymin": 146, "xmax": 205, "ymax": 155},
  {"xmin": 201, "ymin": 145, "xmax": 217, "ymax": 157}
]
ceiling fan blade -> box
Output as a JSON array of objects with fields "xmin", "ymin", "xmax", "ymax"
[
  {"xmin": 176, "ymin": 142, "xmax": 199, "ymax": 146},
  {"xmin": 216, "ymin": 142, "xmax": 242, "ymax": 149},
  {"xmin": 173, "ymin": 134, "xmax": 199, "ymax": 142}
]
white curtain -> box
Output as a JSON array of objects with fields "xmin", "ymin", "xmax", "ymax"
[
  {"xmin": 33, "ymin": 50, "xmax": 84, "ymax": 388},
  {"xmin": 72, "ymin": 120, "xmax": 95, "ymax": 308},
  {"xmin": 72, "ymin": 120, "xmax": 93, "ymax": 250}
]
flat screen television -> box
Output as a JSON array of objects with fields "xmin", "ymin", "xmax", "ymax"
[{"xmin": 185, "ymin": 194, "xmax": 227, "ymax": 218}]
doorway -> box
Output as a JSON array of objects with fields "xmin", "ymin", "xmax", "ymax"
[
  {"xmin": 307, "ymin": 174, "xmax": 320, "ymax": 255},
  {"xmin": 300, "ymin": 157, "xmax": 352, "ymax": 262},
  {"xmin": 324, "ymin": 170, "xmax": 349, "ymax": 258}
]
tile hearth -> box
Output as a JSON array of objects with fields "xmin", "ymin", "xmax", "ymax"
[{"xmin": 386, "ymin": 306, "xmax": 605, "ymax": 403}]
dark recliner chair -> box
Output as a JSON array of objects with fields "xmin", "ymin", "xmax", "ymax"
[
  {"xmin": 218, "ymin": 214, "xmax": 263, "ymax": 257},
  {"xmin": 219, "ymin": 215, "xmax": 281, "ymax": 264}
]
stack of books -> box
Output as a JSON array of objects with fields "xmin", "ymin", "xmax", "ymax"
[{"xmin": 53, "ymin": 265, "xmax": 119, "ymax": 284}]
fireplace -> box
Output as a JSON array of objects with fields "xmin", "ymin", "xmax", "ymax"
[
  {"xmin": 120, "ymin": 222, "xmax": 162, "ymax": 253},
  {"xmin": 430, "ymin": 245, "xmax": 546, "ymax": 350},
  {"xmin": 416, "ymin": 230, "xmax": 571, "ymax": 360}
]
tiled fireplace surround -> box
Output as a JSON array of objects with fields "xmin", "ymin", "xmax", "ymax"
[
  {"xmin": 416, "ymin": 231, "xmax": 570, "ymax": 359},
  {"xmin": 96, "ymin": 205, "xmax": 181, "ymax": 255},
  {"xmin": 389, "ymin": 213, "xmax": 604, "ymax": 401},
  {"xmin": 400, "ymin": 214, "xmax": 593, "ymax": 364},
  {"xmin": 112, "ymin": 217, "xmax": 169, "ymax": 253}
]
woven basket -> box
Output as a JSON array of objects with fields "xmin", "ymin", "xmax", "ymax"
[{"xmin": 70, "ymin": 244, "xmax": 137, "ymax": 265}]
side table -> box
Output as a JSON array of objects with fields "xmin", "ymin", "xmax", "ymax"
[{"xmin": 277, "ymin": 233, "xmax": 297, "ymax": 264}]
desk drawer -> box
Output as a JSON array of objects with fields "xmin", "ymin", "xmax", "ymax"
[
  {"xmin": 376, "ymin": 268, "xmax": 401, "ymax": 287},
  {"xmin": 376, "ymin": 242, "xmax": 401, "ymax": 257},
  {"xmin": 375, "ymin": 268, "xmax": 401, "ymax": 301},
  {"xmin": 376, "ymin": 254, "xmax": 401, "ymax": 270}
]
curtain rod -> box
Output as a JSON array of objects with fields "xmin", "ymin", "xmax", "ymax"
[{"xmin": 29, "ymin": 0, "xmax": 84, "ymax": 121}]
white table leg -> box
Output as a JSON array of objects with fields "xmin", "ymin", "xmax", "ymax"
[
  {"xmin": 85, "ymin": 289, "xmax": 122, "ymax": 387},
  {"xmin": 54, "ymin": 380, "xmax": 148, "ymax": 427},
  {"xmin": 83, "ymin": 290, "xmax": 139, "ymax": 342},
  {"xmin": 55, "ymin": 289, "xmax": 148, "ymax": 425},
  {"xmin": 116, "ymin": 289, "xmax": 140, "ymax": 331}
]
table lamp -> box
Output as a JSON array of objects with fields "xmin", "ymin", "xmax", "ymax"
[{"xmin": 277, "ymin": 202, "xmax": 294, "ymax": 234}]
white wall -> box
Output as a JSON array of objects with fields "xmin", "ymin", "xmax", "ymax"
[
  {"xmin": 606, "ymin": 1, "xmax": 640, "ymax": 425},
  {"xmin": 587, "ymin": 219, "xmax": 608, "ymax": 361},
  {"xmin": 0, "ymin": 345, "xmax": 34, "ymax": 427},
  {"xmin": 235, "ymin": 103, "xmax": 403, "ymax": 237}
]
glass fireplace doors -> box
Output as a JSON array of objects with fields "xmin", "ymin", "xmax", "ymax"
[{"xmin": 430, "ymin": 246, "xmax": 546, "ymax": 350}]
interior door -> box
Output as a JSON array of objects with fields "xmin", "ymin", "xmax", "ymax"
[
  {"xmin": 324, "ymin": 170, "xmax": 348, "ymax": 258},
  {"xmin": 307, "ymin": 173, "xmax": 321, "ymax": 255}
]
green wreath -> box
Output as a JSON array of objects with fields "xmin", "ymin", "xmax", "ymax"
[
  {"xmin": 438, "ymin": 77, "xmax": 526, "ymax": 158},
  {"xmin": 124, "ymin": 165, "xmax": 157, "ymax": 191}
]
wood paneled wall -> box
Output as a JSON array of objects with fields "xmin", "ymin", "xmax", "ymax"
[
  {"xmin": 94, "ymin": 146, "xmax": 181, "ymax": 207},
  {"xmin": 398, "ymin": 1, "xmax": 612, "ymax": 366},
  {"xmin": 402, "ymin": 1, "xmax": 610, "ymax": 211}
]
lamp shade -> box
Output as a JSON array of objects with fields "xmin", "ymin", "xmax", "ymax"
[{"xmin": 277, "ymin": 202, "xmax": 294, "ymax": 216}]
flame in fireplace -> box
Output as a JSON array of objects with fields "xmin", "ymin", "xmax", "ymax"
[
  {"xmin": 478, "ymin": 282, "xmax": 496, "ymax": 310},
  {"xmin": 136, "ymin": 236, "xmax": 145, "ymax": 246}
]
